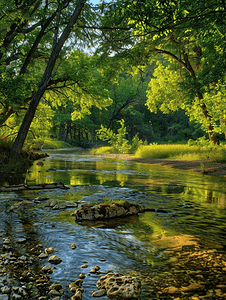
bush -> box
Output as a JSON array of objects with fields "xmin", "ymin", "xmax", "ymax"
[{"xmin": 97, "ymin": 120, "xmax": 143, "ymax": 154}]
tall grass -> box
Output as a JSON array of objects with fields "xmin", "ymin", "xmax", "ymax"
[
  {"xmin": 135, "ymin": 143, "xmax": 226, "ymax": 162},
  {"xmin": 90, "ymin": 146, "xmax": 118, "ymax": 154},
  {"xmin": 29, "ymin": 138, "xmax": 73, "ymax": 149}
]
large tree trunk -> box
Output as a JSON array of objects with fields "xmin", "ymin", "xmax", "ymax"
[{"xmin": 8, "ymin": 0, "xmax": 86, "ymax": 161}]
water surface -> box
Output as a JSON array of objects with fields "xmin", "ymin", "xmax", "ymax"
[{"xmin": 1, "ymin": 149, "xmax": 226, "ymax": 299}]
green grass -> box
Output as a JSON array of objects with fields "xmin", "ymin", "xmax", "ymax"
[
  {"xmin": 28, "ymin": 138, "xmax": 73, "ymax": 150},
  {"xmin": 90, "ymin": 146, "xmax": 118, "ymax": 154},
  {"xmin": 134, "ymin": 143, "xmax": 226, "ymax": 162}
]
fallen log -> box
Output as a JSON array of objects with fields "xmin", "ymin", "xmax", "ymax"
[{"xmin": 0, "ymin": 182, "xmax": 69, "ymax": 192}]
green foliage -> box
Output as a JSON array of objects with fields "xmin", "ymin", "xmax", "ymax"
[
  {"xmin": 146, "ymin": 62, "xmax": 186, "ymax": 114},
  {"xmin": 97, "ymin": 0, "xmax": 226, "ymax": 144}
]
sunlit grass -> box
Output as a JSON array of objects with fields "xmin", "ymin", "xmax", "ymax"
[
  {"xmin": 90, "ymin": 146, "xmax": 118, "ymax": 154},
  {"xmin": 29, "ymin": 138, "xmax": 73, "ymax": 149},
  {"xmin": 135, "ymin": 143, "xmax": 226, "ymax": 162},
  {"xmin": 90, "ymin": 142, "xmax": 226, "ymax": 163}
]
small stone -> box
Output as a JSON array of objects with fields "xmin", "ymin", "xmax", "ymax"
[
  {"xmin": 19, "ymin": 256, "xmax": 27, "ymax": 261},
  {"xmin": 49, "ymin": 284, "xmax": 62, "ymax": 291},
  {"xmin": 99, "ymin": 258, "xmax": 106, "ymax": 261},
  {"xmin": 162, "ymin": 286, "xmax": 179, "ymax": 294},
  {"xmin": 81, "ymin": 264, "xmax": 88, "ymax": 268},
  {"xmin": 69, "ymin": 279, "xmax": 83, "ymax": 290},
  {"xmin": 181, "ymin": 283, "xmax": 205, "ymax": 293},
  {"xmin": 17, "ymin": 238, "xmax": 27, "ymax": 244},
  {"xmin": 92, "ymin": 289, "xmax": 106, "ymax": 297},
  {"xmin": 70, "ymin": 244, "xmax": 77, "ymax": 249},
  {"xmin": 1, "ymin": 286, "xmax": 11, "ymax": 294},
  {"xmin": 41, "ymin": 265, "xmax": 52, "ymax": 272},
  {"xmin": 48, "ymin": 255, "xmax": 62, "ymax": 264},
  {"xmin": 47, "ymin": 200, "xmax": 58, "ymax": 207},
  {"xmin": 3, "ymin": 239, "xmax": 11, "ymax": 244},
  {"xmin": 71, "ymin": 289, "xmax": 83, "ymax": 300},
  {"xmin": 45, "ymin": 248, "xmax": 54, "ymax": 254},
  {"xmin": 34, "ymin": 196, "xmax": 49, "ymax": 201},
  {"xmin": 49, "ymin": 290, "xmax": 61, "ymax": 296},
  {"xmin": 38, "ymin": 253, "xmax": 48, "ymax": 259},
  {"xmin": 12, "ymin": 294, "xmax": 22, "ymax": 299},
  {"xmin": 79, "ymin": 274, "xmax": 86, "ymax": 279}
]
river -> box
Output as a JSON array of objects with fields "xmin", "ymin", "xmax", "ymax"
[{"xmin": 1, "ymin": 149, "xmax": 226, "ymax": 299}]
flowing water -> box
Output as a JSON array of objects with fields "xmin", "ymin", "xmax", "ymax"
[{"xmin": 1, "ymin": 149, "xmax": 226, "ymax": 299}]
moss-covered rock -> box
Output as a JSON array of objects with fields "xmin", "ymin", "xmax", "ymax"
[{"xmin": 71, "ymin": 201, "xmax": 145, "ymax": 222}]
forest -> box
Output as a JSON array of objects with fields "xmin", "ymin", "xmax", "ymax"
[
  {"xmin": 0, "ymin": 0, "xmax": 226, "ymax": 167},
  {"xmin": 1, "ymin": 2, "xmax": 226, "ymax": 300}
]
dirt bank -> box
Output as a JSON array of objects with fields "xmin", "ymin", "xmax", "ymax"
[{"xmin": 96, "ymin": 153, "xmax": 226, "ymax": 177}]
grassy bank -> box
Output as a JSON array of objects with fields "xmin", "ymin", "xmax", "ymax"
[
  {"xmin": 28, "ymin": 138, "xmax": 73, "ymax": 150},
  {"xmin": 0, "ymin": 138, "xmax": 72, "ymax": 174},
  {"xmin": 91, "ymin": 142, "xmax": 226, "ymax": 163}
]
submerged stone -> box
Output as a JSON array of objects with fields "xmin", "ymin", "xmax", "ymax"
[
  {"xmin": 96, "ymin": 272, "xmax": 141, "ymax": 299},
  {"xmin": 92, "ymin": 289, "xmax": 106, "ymax": 297}
]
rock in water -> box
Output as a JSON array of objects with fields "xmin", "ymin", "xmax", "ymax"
[
  {"xmin": 96, "ymin": 272, "xmax": 141, "ymax": 299},
  {"xmin": 48, "ymin": 255, "xmax": 62, "ymax": 264},
  {"xmin": 71, "ymin": 201, "xmax": 145, "ymax": 221}
]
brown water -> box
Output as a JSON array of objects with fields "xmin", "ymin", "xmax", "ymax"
[{"xmin": 1, "ymin": 149, "xmax": 226, "ymax": 299}]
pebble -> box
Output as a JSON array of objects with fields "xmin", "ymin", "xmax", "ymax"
[
  {"xmin": 38, "ymin": 253, "xmax": 49, "ymax": 259},
  {"xmin": 1, "ymin": 286, "xmax": 11, "ymax": 294},
  {"xmin": 41, "ymin": 265, "xmax": 52, "ymax": 272},
  {"xmin": 17, "ymin": 238, "xmax": 27, "ymax": 243},
  {"xmin": 92, "ymin": 289, "xmax": 106, "ymax": 297},
  {"xmin": 181, "ymin": 283, "xmax": 204, "ymax": 292},
  {"xmin": 48, "ymin": 255, "xmax": 62, "ymax": 264},
  {"xmin": 70, "ymin": 243, "xmax": 77, "ymax": 249},
  {"xmin": 45, "ymin": 248, "xmax": 54, "ymax": 254}
]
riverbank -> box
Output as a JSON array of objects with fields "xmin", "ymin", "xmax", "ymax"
[{"xmin": 95, "ymin": 153, "xmax": 226, "ymax": 177}]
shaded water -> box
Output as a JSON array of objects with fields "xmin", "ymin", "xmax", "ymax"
[{"xmin": 1, "ymin": 149, "xmax": 226, "ymax": 299}]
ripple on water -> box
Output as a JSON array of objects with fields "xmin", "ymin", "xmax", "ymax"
[{"xmin": 1, "ymin": 151, "xmax": 226, "ymax": 299}]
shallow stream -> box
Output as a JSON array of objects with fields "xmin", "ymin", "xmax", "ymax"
[{"xmin": 1, "ymin": 149, "xmax": 226, "ymax": 299}]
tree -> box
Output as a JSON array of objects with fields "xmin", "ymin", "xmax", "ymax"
[
  {"xmin": 8, "ymin": 0, "xmax": 88, "ymax": 160},
  {"xmin": 96, "ymin": 0, "xmax": 226, "ymax": 144},
  {"xmin": 43, "ymin": 51, "xmax": 112, "ymax": 142}
]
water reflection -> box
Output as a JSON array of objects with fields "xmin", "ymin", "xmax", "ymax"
[{"xmin": 1, "ymin": 150, "xmax": 226, "ymax": 299}]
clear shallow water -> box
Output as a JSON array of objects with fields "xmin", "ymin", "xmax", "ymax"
[{"xmin": 1, "ymin": 150, "xmax": 226, "ymax": 299}]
